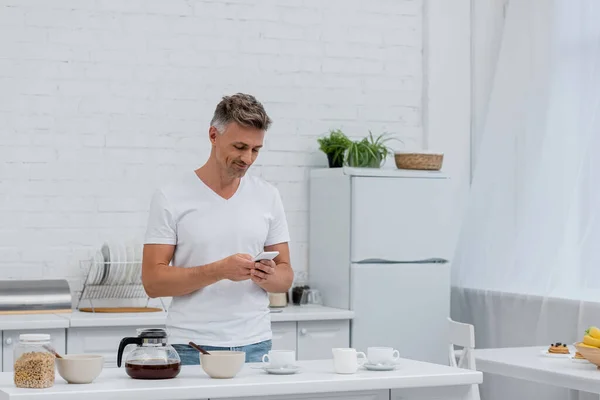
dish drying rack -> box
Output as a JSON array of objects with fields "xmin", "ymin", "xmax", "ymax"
[{"xmin": 76, "ymin": 258, "xmax": 166, "ymax": 313}]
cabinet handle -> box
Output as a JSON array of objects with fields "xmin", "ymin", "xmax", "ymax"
[
  {"xmin": 5, "ymin": 338, "xmax": 12, "ymax": 345},
  {"xmin": 300, "ymin": 328, "xmax": 307, "ymax": 336}
]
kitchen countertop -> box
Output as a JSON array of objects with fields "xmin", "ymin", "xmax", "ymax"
[
  {"xmin": 68, "ymin": 305, "xmax": 354, "ymax": 327},
  {"xmin": 0, "ymin": 358, "xmax": 482, "ymax": 400},
  {"xmin": 0, "ymin": 314, "xmax": 70, "ymax": 331},
  {"xmin": 0, "ymin": 306, "xmax": 354, "ymax": 330}
]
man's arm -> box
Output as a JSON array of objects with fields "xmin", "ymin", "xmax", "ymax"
[
  {"xmin": 250, "ymin": 242, "xmax": 293, "ymax": 293},
  {"xmin": 142, "ymin": 244, "xmax": 255, "ymax": 298}
]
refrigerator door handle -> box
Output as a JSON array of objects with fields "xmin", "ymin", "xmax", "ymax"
[{"xmin": 353, "ymin": 258, "xmax": 449, "ymax": 264}]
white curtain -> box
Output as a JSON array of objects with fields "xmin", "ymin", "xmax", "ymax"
[{"xmin": 452, "ymin": 0, "xmax": 600, "ymax": 399}]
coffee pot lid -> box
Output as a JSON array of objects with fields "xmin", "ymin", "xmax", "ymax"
[{"xmin": 137, "ymin": 328, "xmax": 168, "ymax": 339}]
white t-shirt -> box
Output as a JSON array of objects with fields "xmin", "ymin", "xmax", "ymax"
[{"xmin": 144, "ymin": 171, "xmax": 290, "ymax": 347}]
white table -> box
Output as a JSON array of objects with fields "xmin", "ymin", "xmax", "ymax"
[
  {"xmin": 0, "ymin": 358, "xmax": 482, "ymax": 400},
  {"xmin": 474, "ymin": 346, "xmax": 600, "ymax": 399}
]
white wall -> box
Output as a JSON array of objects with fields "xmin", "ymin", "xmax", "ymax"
[
  {"xmin": 0, "ymin": 0, "xmax": 424, "ymax": 294},
  {"xmin": 424, "ymin": 0, "xmax": 471, "ymax": 255}
]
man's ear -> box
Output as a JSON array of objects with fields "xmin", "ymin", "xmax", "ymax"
[{"xmin": 209, "ymin": 126, "xmax": 219, "ymax": 145}]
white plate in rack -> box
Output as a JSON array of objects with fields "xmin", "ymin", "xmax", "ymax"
[
  {"xmin": 132, "ymin": 242, "xmax": 143, "ymax": 284},
  {"xmin": 116, "ymin": 241, "xmax": 128, "ymax": 285},
  {"xmin": 125, "ymin": 241, "xmax": 135, "ymax": 284},
  {"xmin": 100, "ymin": 242, "xmax": 111, "ymax": 285},
  {"xmin": 108, "ymin": 241, "xmax": 120, "ymax": 285},
  {"xmin": 92, "ymin": 250, "xmax": 104, "ymax": 285}
]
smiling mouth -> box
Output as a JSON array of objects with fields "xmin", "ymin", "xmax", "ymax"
[{"xmin": 234, "ymin": 163, "xmax": 248, "ymax": 170}]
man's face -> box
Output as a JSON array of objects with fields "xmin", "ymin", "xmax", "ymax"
[{"xmin": 211, "ymin": 122, "xmax": 265, "ymax": 178}]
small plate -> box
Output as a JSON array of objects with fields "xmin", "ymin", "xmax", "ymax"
[
  {"xmin": 264, "ymin": 365, "xmax": 300, "ymax": 375},
  {"xmin": 363, "ymin": 363, "xmax": 397, "ymax": 371},
  {"xmin": 251, "ymin": 364, "xmax": 300, "ymax": 374},
  {"xmin": 539, "ymin": 349, "xmax": 571, "ymax": 358},
  {"xmin": 571, "ymin": 356, "xmax": 591, "ymax": 364}
]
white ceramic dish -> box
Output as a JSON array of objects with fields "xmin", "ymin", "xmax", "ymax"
[
  {"xmin": 125, "ymin": 241, "xmax": 135, "ymax": 284},
  {"xmin": 363, "ymin": 363, "xmax": 397, "ymax": 371},
  {"xmin": 117, "ymin": 241, "xmax": 128, "ymax": 285},
  {"xmin": 132, "ymin": 242, "xmax": 143, "ymax": 284},
  {"xmin": 88, "ymin": 251, "xmax": 101, "ymax": 285},
  {"xmin": 539, "ymin": 349, "xmax": 571, "ymax": 358},
  {"xmin": 107, "ymin": 241, "xmax": 118, "ymax": 285},
  {"xmin": 262, "ymin": 365, "xmax": 300, "ymax": 375}
]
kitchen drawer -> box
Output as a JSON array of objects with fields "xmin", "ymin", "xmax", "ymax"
[
  {"xmin": 271, "ymin": 322, "xmax": 297, "ymax": 354},
  {"xmin": 2, "ymin": 329, "xmax": 66, "ymax": 372},
  {"xmin": 67, "ymin": 326, "xmax": 146, "ymax": 368},
  {"xmin": 297, "ymin": 320, "xmax": 349, "ymax": 361}
]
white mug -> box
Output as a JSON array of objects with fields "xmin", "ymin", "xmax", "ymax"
[
  {"xmin": 367, "ymin": 347, "xmax": 400, "ymax": 365},
  {"xmin": 332, "ymin": 348, "xmax": 367, "ymax": 374},
  {"xmin": 262, "ymin": 350, "xmax": 295, "ymax": 368}
]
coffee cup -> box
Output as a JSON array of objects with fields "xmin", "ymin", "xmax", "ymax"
[
  {"xmin": 332, "ymin": 348, "xmax": 367, "ymax": 374},
  {"xmin": 262, "ymin": 350, "xmax": 295, "ymax": 368},
  {"xmin": 367, "ymin": 347, "xmax": 400, "ymax": 365}
]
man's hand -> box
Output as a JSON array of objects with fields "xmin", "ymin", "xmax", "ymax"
[
  {"xmin": 218, "ymin": 253, "xmax": 255, "ymax": 281},
  {"xmin": 250, "ymin": 259, "xmax": 276, "ymax": 284}
]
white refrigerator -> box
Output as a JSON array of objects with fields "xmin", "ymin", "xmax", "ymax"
[{"xmin": 309, "ymin": 167, "xmax": 452, "ymax": 365}]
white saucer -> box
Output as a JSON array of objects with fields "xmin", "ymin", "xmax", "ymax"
[
  {"xmin": 539, "ymin": 349, "xmax": 571, "ymax": 358},
  {"xmin": 264, "ymin": 365, "xmax": 301, "ymax": 375},
  {"xmin": 363, "ymin": 363, "xmax": 397, "ymax": 371},
  {"xmin": 251, "ymin": 364, "xmax": 300, "ymax": 374},
  {"xmin": 571, "ymin": 356, "xmax": 591, "ymax": 364}
]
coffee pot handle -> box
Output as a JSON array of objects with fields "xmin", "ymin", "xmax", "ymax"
[{"xmin": 117, "ymin": 337, "xmax": 143, "ymax": 368}]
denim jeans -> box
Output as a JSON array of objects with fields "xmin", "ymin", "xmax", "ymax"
[{"xmin": 173, "ymin": 340, "xmax": 272, "ymax": 366}]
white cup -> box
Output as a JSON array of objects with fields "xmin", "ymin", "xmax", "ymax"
[
  {"xmin": 367, "ymin": 347, "xmax": 400, "ymax": 365},
  {"xmin": 332, "ymin": 348, "xmax": 367, "ymax": 374},
  {"xmin": 262, "ymin": 350, "xmax": 295, "ymax": 368}
]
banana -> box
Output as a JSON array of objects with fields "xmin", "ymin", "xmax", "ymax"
[
  {"xmin": 578, "ymin": 343, "xmax": 598, "ymax": 349},
  {"xmin": 586, "ymin": 326, "xmax": 600, "ymax": 339},
  {"xmin": 583, "ymin": 334, "xmax": 600, "ymax": 347}
]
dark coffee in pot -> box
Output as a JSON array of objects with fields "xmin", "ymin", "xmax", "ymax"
[{"xmin": 125, "ymin": 360, "xmax": 181, "ymax": 380}]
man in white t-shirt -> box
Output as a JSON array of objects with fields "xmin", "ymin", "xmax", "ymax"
[{"xmin": 142, "ymin": 93, "xmax": 293, "ymax": 365}]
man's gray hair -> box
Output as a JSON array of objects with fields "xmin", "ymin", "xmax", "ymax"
[{"xmin": 210, "ymin": 93, "xmax": 272, "ymax": 134}]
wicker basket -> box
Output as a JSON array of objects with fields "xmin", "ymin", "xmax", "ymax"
[{"xmin": 394, "ymin": 152, "xmax": 444, "ymax": 171}]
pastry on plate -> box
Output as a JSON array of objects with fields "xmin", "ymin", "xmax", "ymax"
[
  {"xmin": 574, "ymin": 351, "xmax": 585, "ymax": 359},
  {"xmin": 548, "ymin": 342, "xmax": 570, "ymax": 354}
]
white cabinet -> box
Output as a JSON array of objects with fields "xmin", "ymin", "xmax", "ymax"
[
  {"xmin": 271, "ymin": 322, "xmax": 297, "ymax": 352},
  {"xmin": 2, "ymin": 329, "xmax": 66, "ymax": 372},
  {"xmin": 67, "ymin": 326, "xmax": 143, "ymax": 368},
  {"xmin": 297, "ymin": 320, "xmax": 349, "ymax": 361},
  {"xmin": 220, "ymin": 390, "xmax": 389, "ymax": 400}
]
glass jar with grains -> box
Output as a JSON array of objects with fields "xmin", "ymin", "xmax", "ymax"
[{"xmin": 13, "ymin": 334, "xmax": 55, "ymax": 389}]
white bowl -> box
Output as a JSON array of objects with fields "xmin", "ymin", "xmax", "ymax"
[
  {"xmin": 56, "ymin": 355, "xmax": 104, "ymax": 384},
  {"xmin": 200, "ymin": 351, "xmax": 245, "ymax": 379}
]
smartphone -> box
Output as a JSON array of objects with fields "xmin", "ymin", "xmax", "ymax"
[{"xmin": 253, "ymin": 251, "xmax": 279, "ymax": 262}]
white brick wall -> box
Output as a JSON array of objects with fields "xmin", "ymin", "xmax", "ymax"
[{"xmin": 0, "ymin": 0, "xmax": 423, "ymax": 295}]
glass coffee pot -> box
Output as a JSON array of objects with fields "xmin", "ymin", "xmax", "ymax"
[{"xmin": 117, "ymin": 328, "xmax": 181, "ymax": 379}]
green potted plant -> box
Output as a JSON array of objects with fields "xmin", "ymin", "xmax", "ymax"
[
  {"xmin": 317, "ymin": 129, "xmax": 352, "ymax": 168},
  {"xmin": 345, "ymin": 131, "xmax": 398, "ymax": 168}
]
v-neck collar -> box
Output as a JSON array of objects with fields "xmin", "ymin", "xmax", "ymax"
[{"xmin": 194, "ymin": 170, "xmax": 245, "ymax": 202}]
